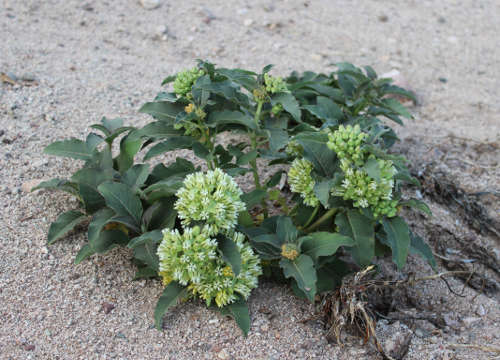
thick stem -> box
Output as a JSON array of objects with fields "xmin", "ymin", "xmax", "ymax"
[
  {"xmin": 304, "ymin": 208, "xmax": 338, "ymax": 233},
  {"xmin": 301, "ymin": 205, "xmax": 320, "ymax": 229}
]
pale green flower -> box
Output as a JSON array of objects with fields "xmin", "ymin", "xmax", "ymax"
[
  {"xmin": 288, "ymin": 158, "xmax": 319, "ymax": 207},
  {"xmin": 158, "ymin": 227, "xmax": 261, "ymax": 307},
  {"xmin": 175, "ymin": 168, "xmax": 246, "ymax": 234},
  {"xmin": 173, "ymin": 67, "xmax": 205, "ymax": 97},
  {"xmin": 327, "ymin": 124, "xmax": 367, "ymax": 166},
  {"xmin": 264, "ymin": 73, "xmax": 288, "ymax": 94}
]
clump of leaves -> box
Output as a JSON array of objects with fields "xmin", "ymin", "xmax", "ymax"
[{"xmin": 37, "ymin": 60, "xmax": 435, "ymax": 335}]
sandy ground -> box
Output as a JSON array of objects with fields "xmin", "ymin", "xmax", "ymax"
[{"xmin": 1, "ymin": 1, "xmax": 499, "ymax": 359}]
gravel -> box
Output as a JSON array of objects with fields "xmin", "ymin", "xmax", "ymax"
[{"xmin": 1, "ymin": 0, "xmax": 499, "ymax": 359}]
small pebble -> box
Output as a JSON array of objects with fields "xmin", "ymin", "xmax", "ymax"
[{"xmin": 139, "ymin": 0, "xmax": 161, "ymax": 10}]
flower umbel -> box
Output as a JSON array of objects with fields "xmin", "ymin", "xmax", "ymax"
[
  {"xmin": 264, "ymin": 73, "xmax": 288, "ymax": 94},
  {"xmin": 158, "ymin": 227, "xmax": 261, "ymax": 307},
  {"xmin": 173, "ymin": 67, "xmax": 205, "ymax": 97},
  {"xmin": 288, "ymin": 158, "xmax": 319, "ymax": 207},
  {"xmin": 175, "ymin": 168, "xmax": 246, "ymax": 234},
  {"xmin": 327, "ymin": 124, "xmax": 367, "ymax": 166}
]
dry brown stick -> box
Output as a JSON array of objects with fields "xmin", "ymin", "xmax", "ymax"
[{"xmin": 447, "ymin": 343, "xmax": 500, "ymax": 354}]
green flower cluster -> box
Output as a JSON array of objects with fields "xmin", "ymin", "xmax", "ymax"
[
  {"xmin": 173, "ymin": 103, "xmax": 207, "ymax": 137},
  {"xmin": 158, "ymin": 227, "xmax": 261, "ymax": 307},
  {"xmin": 332, "ymin": 158, "xmax": 398, "ymax": 218},
  {"xmin": 175, "ymin": 168, "xmax": 246, "ymax": 235},
  {"xmin": 264, "ymin": 73, "xmax": 288, "ymax": 94},
  {"xmin": 288, "ymin": 158, "xmax": 319, "ymax": 207},
  {"xmin": 173, "ymin": 67, "xmax": 205, "ymax": 97},
  {"xmin": 285, "ymin": 139, "xmax": 303, "ymax": 157},
  {"xmin": 327, "ymin": 124, "xmax": 367, "ymax": 166}
]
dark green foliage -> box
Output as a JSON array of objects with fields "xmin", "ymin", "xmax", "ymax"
[{"xmin": 39, "ymin": 60, "xmax": 435, "ymax": 336}]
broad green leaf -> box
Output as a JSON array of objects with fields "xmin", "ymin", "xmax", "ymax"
[
  {"xmin": 266, "ymin": 170, "xmax": 284, "ymax": 188},
  {"xmin": 380, "ymin": 84, "xmax": 417, "ymax": 103},
  {"xmin": 409, "ymin": 231, "xmax": 437, "ymax": 270},
  {"xmin": 128, "ymin": 230, "xmax": 163, "ymax": 249},
  {"xmin": 133, "ymin": 266, "xmax": 158, "ymax": 280},
  {"xmin": 280, "ymin": 255, "xmax": 317, "ymax": 302},
  {"xmin": 78, "ymin": 183, "xmax": 105, "ymax": 214},
  {"xmin": 382, "ymin": 216, "xmax": 411, "ymax": 270},
  {"xmin": 335, "ymin": 210, "xmax": 375, "ymax": 267},
  {"xmin": 313, "ymin": 179, "xmax": 335, "ymax": 207},
  {"xmin": 219, "ymin": 298, "xmax": 251, "ymax": 337},
  {"xmin": 266, "ymin": 128, "xmax": 288, "ymax": 153},
  {"xmin": 300, "ymin": 232, "xmax": 354, "ymax": 261},
  {"xmin": 103, "ymin": 127, "xmax": 135, "ymax": 145},
  {"xmin": 277, "ymin": 216, "xmax": 299, "ymax": 243},
  {"xmin": 44, "ymin": 139, "xmax": 93, "ymax": 160},
  {"xmin": 148, "ymin": 158, "xmax": 195, "ymax": 183},
  {"xmin": 144, "ymin": 176, "xmax": 185, "ymax": 202},
  {"xmin": 161, "ymin": 74, "xmax": 176, "ymax": 85},
  {"xmin": 364, "ymin": 65, "xmax": 377, "ymax": 80},
  {"xmin": 86, "ymin": 133, "xmax": 103, "ymax": 151},
  {"xmin": 236, "ymin": 150, "xmax": 258, "ymax": 165},
  {"xmin": 142, "ymin": 197, "xmax": 177, "ymax": 230},
  {"xmin": 116, "ymin": 134, "xmax": 143, "ymax": 173},
  {"xmin": 271, "ymin": 92, "xmax": 301, "ymax": 122},
  {"xmin": 71, "ymin": 167, "xmax": 115, "ymax": 189},
  {"xmin": 237, "ymin": 210, "xmax": 254, "ymax": 227},
  {"xmin": 47, "ymin": 210, "xmax": 87, "ymax": 245},
  {"xmin": 87, "ymin": 208, "xmax": 115, "ymax": 249},
  {"xmin": 206, "ymin": 110, "xmax": 256, "ymax": 130},
  {"xmin": 252, "ymin": 234, "xmax": 283, "ymax": 249},
  {"xmin": 316, "ymin": 259, "xmax": 351, "ymax": 293},
  {"xmin": 74, "ymin": 243, "xmax": 95, "ymax": 264},
  {"xmin": 98, "ymin": 181, "xmax": 143, "ymax": 226},
  {"xmin": 293, "ymin": 132, "xmax": 336, "ymax": 177},
  {"xmin": 217, "ymin": 234, "xmax": 242, "ymax": 276},
  {"xmin": 133, "ymin": 239, "xmax": 159, "ymax": 270},
  {"xmin": 241, "ymin": 189, "xmax": 267, "ymax": 208},
  {"xmin": 400, "ymin": 199, "xmax": 432, "ymax": 216},
  {"xmin": 102, "ymin": 117, "xmax": 124, "ymax": 132},
  {"xmin": 144, "ymin": 137, "xmax": 195, "ymax": 160},
  {"xmin": 32, "ymin": 178, "xmax": 80, "ymax": 198},
  {"xmin": 363, "ymin": 158, "xmax": 381, "ymax": 182},
  {"xmin": 110, "ymin": 215, "xmax": 141, "ymax": 233},
  {"xmin": 92, "ymin": 229, "xmax": 128, "ymax": 253},
  {"xmin": 135, "ymin": 121, "xmax": 184, "ymax": 140},
  {"xmin": 381, "ymin": 98, "xmax": 412, "ymax": 119},
  {"xmin": 302, "ymin": 96, "xmax": 342, "ymax": 124},
  {"xmin": 192, "ymin": 142, "xmax": 211, "ymax": 160},
  {"xmin": 154, "ymin": 282, "xmax": 187, "ymax": 329},
  {"xmin": 139, "ymin": 101, "xmax": 184, "ymax": 122},
  {"xmin": 195, "ymin": 80, "xmax": 249, "ymax": 107},
  {"xmin": 121, "ymin": 164, "xmax": 150, "ymax": 190},
  {"xmin": 217, "ymin": 68, "xmax": 258, "ymax": 90}
]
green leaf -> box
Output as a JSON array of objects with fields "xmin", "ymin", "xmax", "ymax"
[
  {"xmin": 363, "ymin": 158, "xmax": 381, "ymax": 182},
  {"xmin": 280, "ymin": 255, "xmax": 317, "ymax": 302},
  {"xmin": 128, "ymin": 230, "xmax": 163, "ymax": 249},
  {"xmin": 133, "ymin": 266, "xmax": 159, "ymax": 280},
  {"xmin": 93, "ymin": 229, "xmax": 129, "ymax": 253},
  {"xmin": 47, "ymin": 210, "xmax": 87, "ymax": 245},
  {"xmin": 271, "ymin": 92, "xmax": 301, "ymax": 122},
  {"xmin": 381, "ymin": 98, "xmax": 412, "ymax": 119},
  {"xmin": 154, "ymin": 282, "xmax": 187, "ymax": 330},
  {"xmin": 192, "ymin": 142, "xmax": 211, "ymax": 160},
  {"xmin": 382, "ymin": 216, "xmax": 411, "ymax": 270},
  {"xmin": 134, "ymin": 122, "xmax": 183, "ymax": 140},
  {"xmin": 300, "ymin": 232, "xmax": 354, "ymax": 261},
  {"xmin": 266, "ymin": 170, "xmax": 284, "ymax": 188},
  {"xmin": 266, "ymin": 128, "xmax": 288, "ymax": 153},
  {"xmin": 220, "ymin": 298, "xmax": 251, "ymax": 337},
  {"xmin": 74, "ymin": 243, "xmax": 95, "ymax": 264},
  {"xmin": 409, "ymin": 231, "xmax": 437, "ymax": 270},
  {"xmin": 98, "ymin": 181, "xmax": 143, "ymax": 226},
  {"xmin": 121, "ymin": 164, "xmax": 150, "ymax": 190},
  {"xmin": 142, "ymin": 197, "xmax": 177, "ymax": 230},
  {"xmin": 133, "ymin": 239, "xmax": 159, "ymax": 270},
  {"xmin": 380, "ymin": 84, "xmax": 417, "ymax": 103},
  {"xmin": 78, "ymin": 183, "xmax": 106, "ymax": 214},
  {"xmin": 116, "ymin": 134, "xmax": 143, "ymax": 173},
  {"xmin": 144, "ymin": 177, "xmax": 185, "ymax": 202},
  {"xmin": 139, "ymin": 101, "xmax": 184, "ymax": 123},
  {"xmin": 302, "ymin": 96, "xmax": 342, "ymax": 125},
  {"xmin": 44, "ymin": 139, "xmax": 93, "ymax": 160},
  {"xmin": 86, "ymin": 133, "xmax": 103, "ymax": 151},
  {"xmin": 217, "ymin": 68, "xmax": 258, "ymax": 90},
  {"xmin": 293, "ymin": 132, "xmax": 336, "ymax": 177},
  {"xmin": 236, "ymin": 150, "xmax": 258, "ymax": 166},
  {"xmin": 313, "ymin": 179, "xmax": 334, "ymax": 207},
  {"xmin": 277, "ymin": 216, "xmax": 299, "ymax": 243},
  {"xmin": 217, "ymin": 234, "xmax": 242, "ymax": 276},
  {"xmin": 101, "ymin": 117, "xmax": 124, "ymax": 132},
  {"xmin": 206, "ymin": 110, "xmax": 256, "ymax": 130},
  {"xmin": 32, "ymin": 178, "xmax": 80, "ymax": 198},
  {"xmin": 87, "ymin": 208, "xmax": 115, "ymax": 249},
  {"xmin": 335, "ymin": 210, "xmax": 375, "ymax": 267},
  {"xmin": 400, "ymin": 199, "xmax": 432, "ymax": 216},
  {"xmin": 143, "ymin": 137, "xmax": 195, "ymax": 160},
  {"xmin": 241, "ymin": 189, "xmax": 267, "ymax": 208}
]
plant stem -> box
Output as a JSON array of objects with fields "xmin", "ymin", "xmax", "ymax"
[
  {"xmin": 304, "ymin": 208, "xmax": 338, "ymax": 233},
  {"xmin": 301, "ymin": 205, "xmax": 320, "ymax": 229}
]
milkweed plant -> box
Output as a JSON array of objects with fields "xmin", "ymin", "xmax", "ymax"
[{"xmin": 36, "ymin": 60, "xmax": 436, "ymax": 335}]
